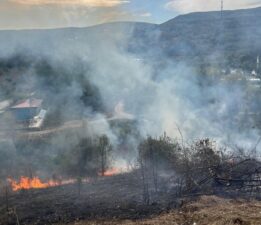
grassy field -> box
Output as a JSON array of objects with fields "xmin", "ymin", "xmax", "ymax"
[
  {"xmin": 67, "ymin": 196, "xmax": 261, "ymax": 225},
  {"xmin": 1, "ymin": 173, "xmax": 261, "ymax": 225}
]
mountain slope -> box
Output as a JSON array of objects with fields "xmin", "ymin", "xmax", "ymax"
[
  {"xmin": 158, "ymin": 7, "xmax": 261, "ymax": 69},
  {"xmin": 0, "ymin": 7, "xmax": 261, "ymax": 70}
]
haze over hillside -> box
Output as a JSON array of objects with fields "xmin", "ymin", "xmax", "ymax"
[
  {"xmin": 0, "ymin": 6, "xmax": 260, "ymax": 147},
  {"xmin": 0, "ymin": 7, "xmax": 261, "ymax": 71},
  {"xmin": 0, "ymin": 6, "xmax": 261, "ymax": 225}
]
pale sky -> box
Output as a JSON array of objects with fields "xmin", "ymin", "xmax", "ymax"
[{"xmin": 0, "ymin": 0, "xmax": 261, "ymax": 29}]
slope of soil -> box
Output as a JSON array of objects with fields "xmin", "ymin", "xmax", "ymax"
[
  {"xmin": 1, "ymin": 171, "xmax": 261, "ymax": 225},
  {"xmin": 67, "ymin": 196, "xmax": 261, "ymax": 225},
  {"xmin": 0, "ymin": 172, "xmax": 175, "ymax": 225}
]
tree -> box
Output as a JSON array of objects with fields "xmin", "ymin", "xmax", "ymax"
[
  {"xmin": 98, "ymin": 135, "xmax": 112, "ymax": 176},
  {"xmin": 138, "ymin": 134, "xmax": 182, "ymax": 203}
]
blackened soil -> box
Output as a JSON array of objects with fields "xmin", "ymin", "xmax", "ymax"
[{"xmin": 0, "ymin": 172, "xmax": 177, "ymax": 225}]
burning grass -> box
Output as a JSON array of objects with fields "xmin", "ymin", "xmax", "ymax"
[
  {"xmin": 0, "ymin": 172, "xmax": 163, "ymax": 225},
  {"xmin": 1, "ymin": 171, "xmax": 261, "ymax": 225},
  {"xmin": 7, "ymin": 167, "xmax": 126, "ymax": 192},
  {"xmin": 1, "ymin": 136, "xmax": 260, "ymax": 225},
  {"xmin": 7, "ymin": 177, "xmax": 75, "ymax": 191}
]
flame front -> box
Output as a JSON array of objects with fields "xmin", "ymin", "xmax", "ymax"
[
  {"xmin": 8, "ymin": 169, "xmax": 128, "ymax": 191},
  {"xmin": 103, "ymin": 168, "xmax": 120, "ymax": 176},
  {"xmin": 102, "ymin": 167, "xmax": 129, "ymax": 176},
  {"xmin": 8, "ymin": 176, "xmax": 65, "ymax": 191}
]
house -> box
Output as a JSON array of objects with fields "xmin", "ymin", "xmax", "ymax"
[
  {"xmin": 10, "ymin": 98, "xmax": 43, "ymax": 122},
  {"xmin": 9, "ymin": 98, "xmax": 47, "ymax": 129}
]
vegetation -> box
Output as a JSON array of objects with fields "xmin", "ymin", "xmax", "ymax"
[
  {"xmin": 138, "ymin": 135, "xmax": 261, "ymax": 203},
  {"xmin": 0, "ymin": 7, "xmax": 261, "ymax": 224},
  {"xmin": 65, "ymin": 196, "xmax": 261, "ymax": 225},
  {"xmin": 0, "ymin": 54, "xmax": 104, "ymax": 122},
  {"xmin": 0, "ymin": 131, "xmax": 260, "ymax": 225}
]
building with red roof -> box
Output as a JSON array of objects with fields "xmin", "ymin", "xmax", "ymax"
[{"xmin": 10, "ymin": 98, "xmax": 43, "ymax": 122}]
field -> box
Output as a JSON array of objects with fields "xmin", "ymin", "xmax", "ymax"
[
  {"xmin": 1, "ymin": 171, "xmax": 261, "ymax": 225},
  {"xmin": 0, "ymin": 172, "xmax": 171, "ymax": 225},
  {"xmin": 68, "ymin": 196, "xmax": 261, "ymax": 225}
]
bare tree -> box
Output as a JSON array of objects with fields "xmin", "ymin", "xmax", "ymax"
[
  {"xmin": 98, "ymin": 135, "xmax": 112, "ymax": 176},
  {"xmin": 138, "ymin": 143, "xmax": 150, "ymax": 205},
  {"xmin": 138, "ymin": 134, "xmax": 182, "ymax": 203}
]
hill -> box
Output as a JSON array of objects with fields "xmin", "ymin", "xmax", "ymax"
[
  {"xmin": 0, "ymin": 8, "xmax": 261, "ymax": 69},
  {"xmin": 158, "ymin": 7, "xmax": 261, "ymax": 69},
  {"xmin": 1, "ymin": 7, "xmax": 261, "ymax": 71},
  {"xmin": 1, "ymin": 173, "xmax": 261, "ymax": 225},
  {"xmin": 69, "ymin": 196, "xmax": 261, "ymax": 225}
]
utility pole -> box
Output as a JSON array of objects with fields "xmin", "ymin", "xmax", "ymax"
[
  {"xmin": 257, "ymin": 55, "xmax": 260, "ymax": 75},
  {"xmin": 221, "ymin": 0, "xmax": 224, "ymax": 18}
]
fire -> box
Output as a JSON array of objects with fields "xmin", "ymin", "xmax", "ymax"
[
  {"xmin": 103, "ymin": 168, "xmax": 121, "ymax": 176},
  {"xmin": 101, "ymin": 167, "xmax": 129, "ymax": 176},
  {"xmin": 7, "ymin": 176, "xmax": 74, "ymax": 191},
  {"xmin": 8, "ymin": 168, "xmax": 129, "ymax": 191}
]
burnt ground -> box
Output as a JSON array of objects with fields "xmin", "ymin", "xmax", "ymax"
[
  {"xmin": 0, "ymin": 171, "xmax": 178, "ymax": 225},
  {"xmin": 1, "ymin": 171, "xmax": 261, "ymax": 225},
  {"xmin": 67, "ymin": 196, "xmax": 261, "ymax": 225}
]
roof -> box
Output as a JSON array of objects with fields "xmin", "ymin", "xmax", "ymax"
[{"xmin": 11, "ymin": 98, "xmax": 42, "ymax": 109}]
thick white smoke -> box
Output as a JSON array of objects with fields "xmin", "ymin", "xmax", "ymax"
[{"xmin": 0, "ymin": 17, "xmax": 260, "ymax": 167}]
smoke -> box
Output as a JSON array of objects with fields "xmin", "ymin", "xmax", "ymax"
[{"xmin": 0, "ymin": 7, "xmax": 260, "ymax": 181}]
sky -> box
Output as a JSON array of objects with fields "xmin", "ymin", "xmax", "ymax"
[{"xmin": 0, "ymin": 0, "xmax": 261, "ymax": 29}]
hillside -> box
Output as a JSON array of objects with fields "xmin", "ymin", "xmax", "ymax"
[
  {"xmin": 1, "ymin": 173, "xmax": 261, "ymax": 225},
  {"xmin": 69, "ymin": 196, "xmax": 261, "ymax": 225},
  {"xmin": 0, "ymin": 7, "xmax": 261, "ymax": 71},
  {"xmin": 0, "ymin": 7, "xmax": 260, "ymax": 136},
  {"xmin": 159, "ymin": 7, "xmax": 261, "ymax": 69}
]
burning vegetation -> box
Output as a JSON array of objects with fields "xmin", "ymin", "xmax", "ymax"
[
  {"xmin": 0, "ymin": 5, "xmax": 261, "ymax": 225},
  {"xmin": 7, "ymin": 177, "xmax": 64, "ymax": 191},
  {"xmin": 7, "ymin": 170, "xmax": 121, "ymax": 192},
  {"xmin": 0, "ymin": 132, "xmax": 260, "ymax": 225}
]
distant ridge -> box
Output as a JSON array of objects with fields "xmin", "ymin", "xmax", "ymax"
[{"xmin": 0, "ymin": 7, "xmax": 261, "ymax": 70}]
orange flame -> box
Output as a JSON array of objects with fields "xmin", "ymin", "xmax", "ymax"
[
  {"xmin": 103, "ymin": 168, "xmax": 120, "ymax": 176},
  {"xmin": 8, "ymin": 168, "xmax": 129, "ymax": 191},
  {"xmin": 7, "ymin": 176, "xmax": 74, "ymax": 191},
  {"xmin": 101, "ymin": 167, "xmax": 128, "ymax": 177}
]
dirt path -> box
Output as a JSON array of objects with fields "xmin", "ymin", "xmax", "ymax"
[
  {"xmin": 0, "ymin": 120, "xmax": 84, "ymax": 140},
  {"xmin": 0, "ymin": 116, "xmax": 131, "ymax": 140}
]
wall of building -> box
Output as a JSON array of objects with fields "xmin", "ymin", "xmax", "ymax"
[{"xmin": 10, "ymin": 107, "xmax": 40, "ymax": 121}]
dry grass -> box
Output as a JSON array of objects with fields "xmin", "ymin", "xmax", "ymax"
[{"xmin": 67, "ymin": 196, "xmax": 261, "ymax": 225}]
